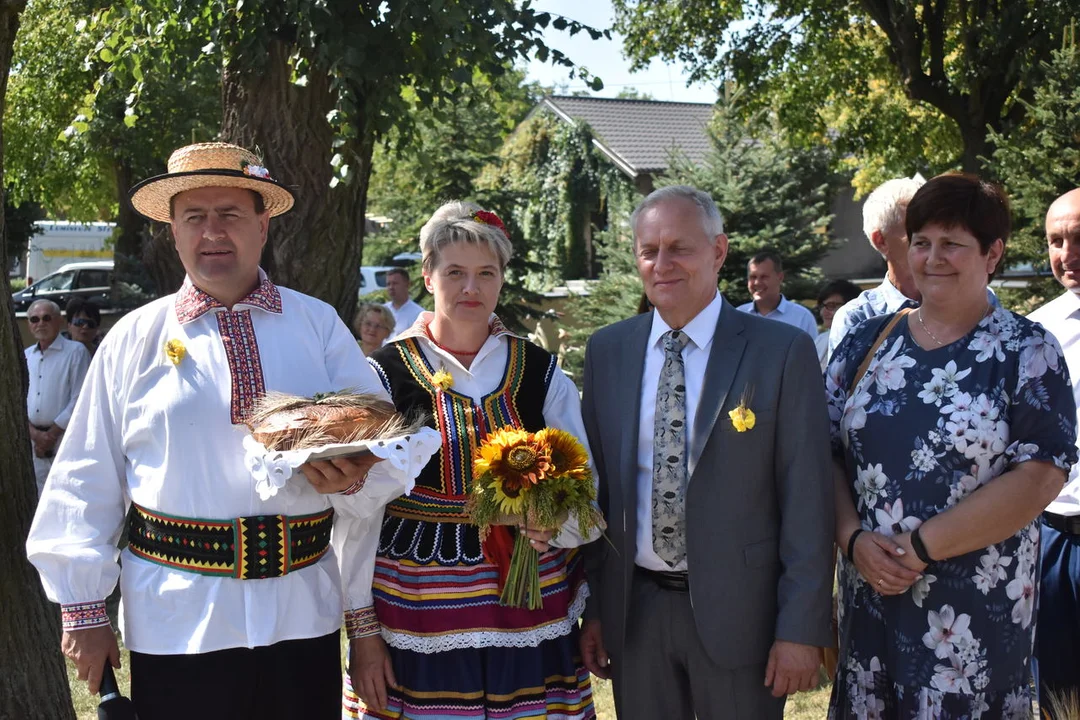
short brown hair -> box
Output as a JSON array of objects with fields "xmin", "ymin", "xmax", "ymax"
[
  {"xmin": 386, "ymin": 267, "xmax": 410, "ymax": 282},
  {"xmin": 905, "ymin": 173, "xmax": 1011, "ymax": 255}
]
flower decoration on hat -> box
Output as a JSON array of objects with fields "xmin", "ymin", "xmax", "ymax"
[
  {"xmin": 164, "ymin": 339, "xmax": 186, "ymax": 366},
  {"xmin": 472, "ymin": 210, "xmax": 510, "ymax": 239},
  {"xmin": 241, "ymin": 160, "xmax": 272, "ymax": 180}
]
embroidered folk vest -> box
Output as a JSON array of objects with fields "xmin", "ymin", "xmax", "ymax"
[{"xmin": 369, "ymin": 335, "xmax": 556, "ymax": 523}]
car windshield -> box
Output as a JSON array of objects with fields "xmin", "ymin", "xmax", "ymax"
[{"xmin": 35, "ymin": 271, "xmax": 74, "ymax": 292}]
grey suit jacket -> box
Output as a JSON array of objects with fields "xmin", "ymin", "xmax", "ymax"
[{"xmin": 581, "ymin": 299, "xmax": 834, "ymax": 669}]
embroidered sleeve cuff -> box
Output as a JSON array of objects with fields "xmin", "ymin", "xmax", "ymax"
[
  {"xmin": 345, "ymin": 606, "xmax": 380, "ymax": 639},
  {"xmin": 61, "ymin": 600, "xmax": 110, "ymax": 631},
  {"xmin": 339, "ymin": 472, "xmax": 368, "ymax": 496}
]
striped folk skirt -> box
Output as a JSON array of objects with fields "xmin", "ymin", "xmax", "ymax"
[{"xmin": 343, "ymin": 516, "xmax": 595, "ymax": 719}]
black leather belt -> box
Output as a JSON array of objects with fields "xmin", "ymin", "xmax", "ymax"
[
  {"xmin": 32, "ymin": 424, "xmax": 51, "ymax": 432},
  {"xmin": 1043, "ymin": 511, "xmax": 1080, "ymax": 536},
  {"xmin": 635, "ymin": 566, "xmax": 689, "ymax": 592}
]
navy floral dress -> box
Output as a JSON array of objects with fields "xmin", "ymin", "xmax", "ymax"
[{"xmin": 826, "ymin": 307, "xmax": 1077, "ymax": 719}]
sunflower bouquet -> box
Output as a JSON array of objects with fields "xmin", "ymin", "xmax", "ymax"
[{"xmin": 469, "ymin": 426, "xmax": 604, "ymax": 609}]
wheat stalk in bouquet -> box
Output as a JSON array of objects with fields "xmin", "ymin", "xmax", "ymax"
[{"xmin": 468, "ymin": 427, "xmax": 605, "ymax": 609}]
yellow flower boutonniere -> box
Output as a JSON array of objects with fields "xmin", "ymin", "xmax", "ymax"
[
  {"xmin": 164, "ymin": 339, "xmax": 186, "ymax": 366},
  {"xmin": 432, "ymin": 367, "xmax": 453, "ymax": 391},
  {"xmin": 728, "ymin": 385, "xmax": 756, "ymax": 432}
]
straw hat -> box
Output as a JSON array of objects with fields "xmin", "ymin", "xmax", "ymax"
[{"xmin": 129, "ymin": 142, "xmax": 295, "ymax": 222}]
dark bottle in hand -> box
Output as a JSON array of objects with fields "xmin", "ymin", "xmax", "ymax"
[{"xmin": 98, "ymin": 662, "xmax": 137, "ymax": 720}]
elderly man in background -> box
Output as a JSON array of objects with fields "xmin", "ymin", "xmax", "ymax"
[
  {"xmin": 827, "ymin": 176, "xmax": 925, "ymax": 358},
  {"xmin": 383, "ymin": 267, "xmax": 423, "ymax": 339},
  {"xmin": 1028, "ymin": 187, "xmax": 1080, "ymax": 711},
  {"xmin": 24, "ymin": 298, "xmax": 90, "ymax": 494},
  {"xmin": 736, "ymin": 250, "xmax": 818, "ymax": 337}
]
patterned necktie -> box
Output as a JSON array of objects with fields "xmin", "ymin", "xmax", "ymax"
[{"xmin": 652, "ymin": 329, "xmax": 691, "ymax": 567}]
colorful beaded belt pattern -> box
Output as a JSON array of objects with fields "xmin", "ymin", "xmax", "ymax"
[{"xmin": 127, "ymin": 503, "xmax": 334, "ymax": 580}]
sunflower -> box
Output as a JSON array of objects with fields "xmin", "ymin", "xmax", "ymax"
[
  {"xmin": 473, "ymin": 428, "xmax": 552, "ymax": 495},
  {"xmin": 535, "ymin": 428, "xmax": 591, "ymax": 481}
]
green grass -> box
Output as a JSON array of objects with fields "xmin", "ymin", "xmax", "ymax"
[{"xmin": 68, "ymin": 642, "xmax": 831, "ymax": 719}]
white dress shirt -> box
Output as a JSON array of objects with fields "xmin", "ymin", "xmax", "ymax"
[
  {"xmin": 1029, "ymin": 290, "xmax": 1080, "ymax": 516},
  {"xmin": 27, "ymin": 276, "xmax": 399, "ymax": 655},
  {"xmin": 391, "ymin": 313, "xmax": 601, "ymax": 548},
  {"xmin": 385, "ymin": 299, "xmax": 425, "ymax": 340},
  {"xmin": 635, "ymin": 291, "xmax": 723, "ymax": 572},
  {"xmin": 25, "ymin": 334, "xmax": 90, "ymax": 429},
  {"xmin": 737, "ymin": 295, "xmax": 818, "ymax": 338}
]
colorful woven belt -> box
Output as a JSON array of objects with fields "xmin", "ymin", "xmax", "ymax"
[{"xmin": 127, "ymin": 503, "xmax": 334, "ymax": 580}]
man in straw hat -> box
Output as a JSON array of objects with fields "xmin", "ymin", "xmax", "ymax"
[{"xmin": 26, "ymin": 142, "xmax": 397, "ymax": 718}]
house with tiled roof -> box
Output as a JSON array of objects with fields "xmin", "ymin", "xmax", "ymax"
[
  {"xmin": 525, "ymin": 95, "xmax": 882, "ymax": 282},
  {"xmin": 532, "ymin": 95, "xmax": 715, "ymax": 194}
]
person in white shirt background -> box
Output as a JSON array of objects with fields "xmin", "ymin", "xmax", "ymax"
[
  {"xmin": 26, "ymin": 142, "xmax": 397, "ymax": 719},
  {"xmin": 24, "ymin": 298, "xmax": 90, "ymax": 494},
  {"xmin": 383, "ymin": 267, "xmax": 424, "ymax": 339},
  {"xmin": 1027, "ymin": 187, "xmax": 1080, "ymax": 711},
  {"xmin": 826, "ymin": 176, "xmax": 925, "ymax": 360},
  {"xmin": 736, "ymin": 250, "xmax": 818, "ymax": 337}
]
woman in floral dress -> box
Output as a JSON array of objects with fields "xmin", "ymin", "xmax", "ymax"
[{"xmin": 826, "ymin": 174, "xmax": 1077, "ymax": 718}]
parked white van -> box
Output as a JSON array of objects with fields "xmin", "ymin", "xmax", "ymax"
[
  {"xmin": 25, "ymin": 221, "xmax": 114, "ymax": 284},
  {"xmin": 359, "ymin": 266, "xmax": 394, "ymax": 297}
]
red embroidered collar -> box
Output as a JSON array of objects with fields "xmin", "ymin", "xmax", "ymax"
[{"xmin": 174, "ymin": 276, "xmax": 283, "ymax": 324}]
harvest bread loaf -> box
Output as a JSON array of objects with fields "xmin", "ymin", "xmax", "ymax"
[{"xmin": 247, "ymin": 391, "xmax": 422, "ymax": 452}]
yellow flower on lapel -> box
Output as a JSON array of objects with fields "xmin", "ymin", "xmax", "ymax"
[
  {"xmin": 164, "ymin": 339, "xmax": 186, "ymax": 366},
  {"xmin": 728, "ymin": 384, "xmax": 756, "ymax": 432},
  {"xmin": 432, "ymin": 367, "xmax": 453, "ymax": 391}
]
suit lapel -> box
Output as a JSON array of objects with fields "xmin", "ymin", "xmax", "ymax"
[
  {"xmin": 688, "ymin": 299, "xmax": 747, "ymax": 477},
  {"xmin": 619, "ymin": 313, "xmax": 652, "ymax": 516}
]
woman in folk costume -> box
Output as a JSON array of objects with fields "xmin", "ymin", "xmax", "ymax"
[{"xmin": 344, "ymin": 201, "xmax": 600, "ymax": 719}]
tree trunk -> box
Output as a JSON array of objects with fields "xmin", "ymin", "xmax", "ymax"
[
  {"xmin": 220, "ymin": 37, "xmax": 374, "ymax": 323},
  {"xmin": 0, "ymin": 2, "xmax": 78, "ymax": 717}
]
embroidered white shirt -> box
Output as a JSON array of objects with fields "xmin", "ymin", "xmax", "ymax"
[
  {"xmin": 25, "ymin": 334, "xmax": 91, "ymax": 429},
  {"xmin": 1029, "ymin": 289, "xmax": 1080, "ymax": 516},
  {"xmin": 386, "ymin": 313, "xmax": 601, "ymax": 548},
  {"xmin": 385, "ymin": 299, "xmax": 425, "ymax": 340},
  {"xmin": 26, "ymin": 275, "xmax": 397, "ymax": 655},
  {"xmin": 635, "ymin": 291, "xmax": 723, "ymax": 572},
  {"xmin": 737, "ymin": 295, "xmax": 818, "ymax": 338}
]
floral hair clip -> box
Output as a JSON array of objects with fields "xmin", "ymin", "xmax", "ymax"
[{"xmin": 472, "ymin": 210, "xmax": 510, "ymax": 239}]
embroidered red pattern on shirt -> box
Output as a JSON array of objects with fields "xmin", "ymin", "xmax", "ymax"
[
  {"xmin": 174, "ymin": 278, "xmax": 282, "ymax": 324},
  {"xmin": 217, "ymin": 310, "xmax": 267, "ymax": 424}
]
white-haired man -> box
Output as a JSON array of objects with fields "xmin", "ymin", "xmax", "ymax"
[
  {"xmin": 24, "ymin": 298, "xmax": 90, "ymax": 493},
  {"xmin": 826, "ymin": 177, "xmax": 924, "ymax": 358},
  {"xmin": 25, "ymin": 143, "xmax": 414, "ymax": 718}
]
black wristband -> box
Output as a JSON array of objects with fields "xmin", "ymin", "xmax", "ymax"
[
  {"xmin": 911, "ymin": 526, "xmax": 935, "ymax": 564},
  {"xmin": 846, "ymin": 528, "xmax": 864, "ymax": 561}
]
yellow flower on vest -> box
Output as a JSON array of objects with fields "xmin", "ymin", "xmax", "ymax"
[
  {"xmin": 164, "ymin": 339, "xmax": 186, "ymax": 366},
  {"xmin": 728, "ymin": 384, "xmax": 756, "ymax": 432},
  {"xmin": 432, "ymin": 367, "xmax": 453, "ymax": 391}
]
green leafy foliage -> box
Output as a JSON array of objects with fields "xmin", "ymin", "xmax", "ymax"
[
  {"xmin": 365, "ymin": 67, "xmax": 542, "ymax": 262},
  {"xmin": 477, "ymin": 112, "xmax": 637, "ymax": 287},
  {"xmin": 6, "ymin": 0, "xmax": 220, "ymax": 220},
  {"xmin": 612, "ymin": 0, "xmax": 1077, "ymax": 175},
  {"xmin": 990, "ymin": 30, "xmax": 1080, "ymax": 284}
]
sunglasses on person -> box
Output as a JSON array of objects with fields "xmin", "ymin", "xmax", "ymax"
[
  {"xmin": 70, "ymin": 317, "xmax": 99, "ymax": 329},
  {"xmin": 28, "ymin": 314, "xmax": 54, "ymax": 324}
]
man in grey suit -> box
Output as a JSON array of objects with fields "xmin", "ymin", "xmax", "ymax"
[{"xmin": 579, "ymin": 185, "xmax": 834, "ymax": 719}]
